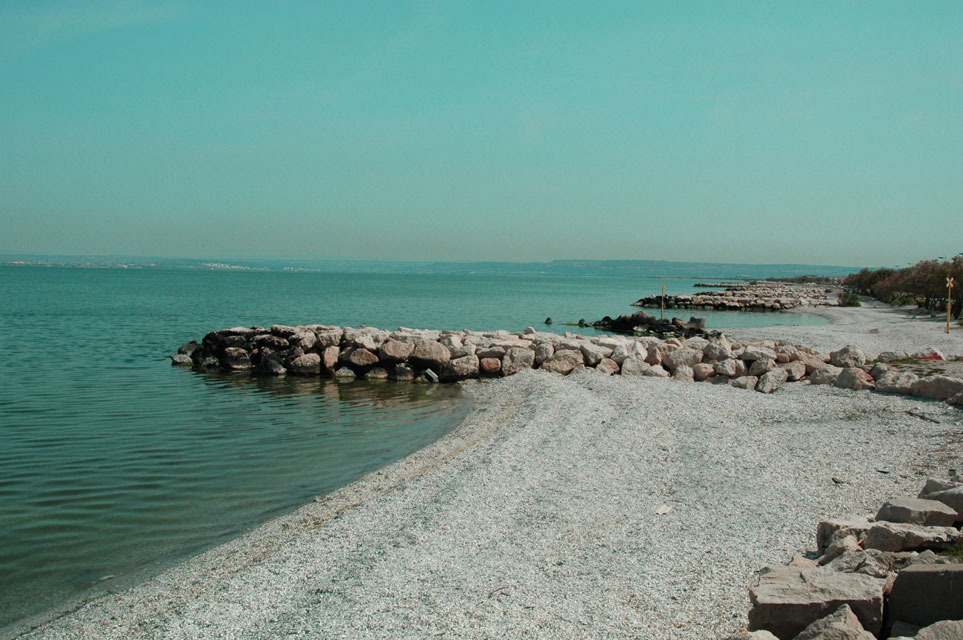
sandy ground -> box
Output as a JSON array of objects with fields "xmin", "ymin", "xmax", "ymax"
[{"xmin": 17, "ymin": 305, "xmax": 963, "ymax": 640}]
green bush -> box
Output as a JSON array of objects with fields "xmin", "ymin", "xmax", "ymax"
[{"xmin": 837, "ymin": 291, "xmax": 861, "ymax": 307}]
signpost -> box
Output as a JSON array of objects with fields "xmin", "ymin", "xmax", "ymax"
[
  {"xmin": 948, "ymin": 276, "xmax": 956, "ymax": 334},
  {"xmin": 660, "ymin": 285, "xmax": 666, "ymax": 321}
]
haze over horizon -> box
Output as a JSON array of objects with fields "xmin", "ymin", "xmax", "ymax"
[{"xmin": 2, "ymin": 2, "xmax": 961, "ymax": 267}]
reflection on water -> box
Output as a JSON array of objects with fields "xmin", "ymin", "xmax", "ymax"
[{"xmin": 0, "ymin": 369, "xmax": 465, "ymax": 631}]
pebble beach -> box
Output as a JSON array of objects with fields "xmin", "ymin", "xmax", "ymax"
[{"xmin": 19, "ymin": 304, "xmax": 963, "ymax": 639}]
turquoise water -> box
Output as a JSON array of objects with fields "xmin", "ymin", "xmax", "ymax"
[{"xmin": 0, "ymin": 266, "xmax": 826, "ymax": 630}]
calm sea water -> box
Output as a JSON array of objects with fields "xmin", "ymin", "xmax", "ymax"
[{"xmin": 0, "ymin": 266, "xmax": 826, "ymax": 630}]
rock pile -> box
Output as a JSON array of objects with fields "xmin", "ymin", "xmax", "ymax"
[
  {"xmin": 632, "ymin": 282, "xmax": 832, "ymax": 312},
  {"xmin": 172, "ymin": 326, "xmax": 963, "ymax": 407},
  {"xmin": 725, "ymin": 477, "xmax": 963, "ymax": 640},
  {"xmin": 589, "ymin": 310, "xmax": 715, "ymax": 337}
]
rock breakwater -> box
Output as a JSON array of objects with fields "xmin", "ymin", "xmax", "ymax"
[
  {"xmin": 633, "ymin": 282, "xmax": 833, "ymax": 312},
  {"xmin": 172, "ymin": 325, "xmax": 963, "ymax": 407},
  {"xmin": 726, "ymin": 476, "xmax": 963, "ymax": 639}
]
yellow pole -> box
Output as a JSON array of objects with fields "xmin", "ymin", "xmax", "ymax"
[
  {"xmin": 660, "ymin": 284, "xmax": 666, "ymax": 320},
  {"xmin": 948, "ymin": 277, "xmax": 956, "ymax": 334}
]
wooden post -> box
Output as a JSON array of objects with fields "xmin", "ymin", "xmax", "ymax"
[
  {"xmin": 948, "ymin": 276, "xmax": 956, "ymax": 334},
  {"xmin": 660, "ymin": 284, "xmax": 666, "ymax": 320}
]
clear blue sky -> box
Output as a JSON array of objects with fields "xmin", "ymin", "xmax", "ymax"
[{"xmin": 1, "ymin": 1, "xmax": 961, "ymax": 267}]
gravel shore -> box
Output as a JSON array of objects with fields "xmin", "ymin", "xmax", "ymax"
[
  {"xmin": 20, "ymin": 307, "xmax": 963, "ymax": 639},
  {"xmin": 726, "ymin": 299, "xmax": 961, "ymax": 357}
]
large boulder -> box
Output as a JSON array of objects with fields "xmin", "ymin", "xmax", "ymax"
[
  {"xmin": 830, "ymin": 345, "xmax": 866, "ymax": 369},
  {"xmin": 876, "ymin": 350, "xmax": 909, "ymax": 363},
  {"xmin": 824, "ymin": 549, "xmax": 895, "ymax": 579},
  {"xmin": 781, "ymin": 360, "xmax": 807, "ymax": 382},
  {"xmin": 715, "ymin": 358, "xmax": 740, "ymax": 377},
  {"xmin": 911, "ymin": 375, "xmax": 963, "ymax": 400},
  {"xmin": 692, "ymin": 362, "xmax": 715, "ymax": 381},
  {"xmin": 747, "ymin": 566, "xmax": 885, "ymax": 639},
  {"xmin": 887, "ymin": 564, "xmax": 963, "ymax": 628},
  {"xmin": 757, "ymin": 368, "xmax": 789, "ymax": 394},
  {"xmin": 379, "ymin": 339, "xmax": 414, "ymax": 362},
  {"xmin": 662, "ymin": 347, "xmax": 702, "ymax": 371},
  {"xmin": 314, "ymin": 328, "xmax": 343, "ymax": 348},
  {"xmin": 620, "ymin": 357, "xmax": 650, "ymax": 376},
  {"xmin": 671, "ymin": 365, "xmax": 694, "ymax": 381},
  {"xmin": 918, "ymin": 479, "xmax": 963, "ymax": 523},
  {"xmin": 579, "ymin": 343, "xmax": 613, "ymax": 367},
  {"xmin": 322, "ymin": 346, "xmax": 340, "ymax": 373},
  {"xmin": 643, "ymin": 364, "xmax": 670, "ymax": 378},
  {"xmin": 913, "ymin": 620, "xmax": 963, "ymax": 640},
  {"xmin": 410, "ymin": 339, "xmax": 451, "ymax": 369},
  {"xmin": 793, "ymin": 604, "xmax": 875, "ymax": 640},
  {"xmin": 731, "ymin": 376, "xmax": 759, "ymax": 391},
  {"xmin": 479, "ymin": 357, "xmax": 502, "ymax": 376},
  {"xmin": 875, "ymin": 370, "xmax": 919, "ymax": 395},
  {"xmin": 862, "ymin": 521, "xmax": 959, "ymax": 552},
  {"xmin": 441, "ymin": 355, "xmax": 480, "ymax": 381},
  {"xmin": 913, "ymin": 348, "xmax": 946, "ymax": 361},
  {"xmin": 703, "ymin": 342, "xmax": 732, "ymax": 361},
  {"xmin": 742, "ymin": 345, "xmax": 778, "ymax": 362},
  {"xmin": 344, "ymin": 347, "xmax": 379, "ymax": 369},
  {"xmin": 220, "ymin": 347, "xmax": 252, "ymax": 370},
  {"xmin": 502, "ymin": 347, "xmax": 535, "ymax": 375},
  {"xmin": 818, "ymin": 516, "xmax": 873, "ymax": 553},
  {"xmin": 796, "ymin": 352, "xmax": 832, "ymax": 374},
  {"xmin": 288, "ymin": 353, "xmax": 321, "ymax": 376},
  {"xmin": 876, "ymin": 497, "xmax": 958, "ymax": 527},
  {"xmin": 540, "ymin": 351, "xmax": 583, "ymax": 375},
  {"xmin": 596, "ymin": 358, "xmax": 620, "ymax": 375},
  {"xmin": 810, "ymin": 365, "xmax": 843, "ymax": 386},
  {"xmin": 749, "ymin": 357, "xmax": 777, "ymax": 377},
  {"xmin": 476, "ymin": 345, "xmax": 507, "ymax": 360},
  {"xmin": 534, "ymin": 342, "xmax": 554, "ymax": 366},
  {"xmin": 835, "ymin": 367, "xmax": 876, "ymax": 391}
]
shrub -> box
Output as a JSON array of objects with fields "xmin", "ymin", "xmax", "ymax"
[{"xmin": 837, "ymin": 291, "xmax": 861, "ymax": 307}]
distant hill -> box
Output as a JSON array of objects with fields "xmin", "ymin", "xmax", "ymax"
[{"xmin": 0, "ymin": 254, "xmax": 860, "ymax": 279}]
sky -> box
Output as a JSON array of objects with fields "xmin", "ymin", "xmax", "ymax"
[{"xmin": 1, "ymin": 1, "xmax": 961, "ymax": 267}]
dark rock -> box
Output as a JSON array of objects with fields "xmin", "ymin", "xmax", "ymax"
[
  {"xmin": 256, "ymin": 356, "xmax": 287, "ymax": 376},
  {"xmin": 390, "ymin": 363, "xmax": 415, "ymax": 381},
  {"xmin": 887, "ymin": 564, "xmax": 963, "ymax": 629},
  {"xmin": 288, "ymin": 353, "xmax": 321, "ymax": 376},
  {"xmin": 220, "ymin": 347, "xmax": 252, "ymax": 370},
  {"xmin": 177, "ymin": 341, "xmax": 201, "ymax": 356}
]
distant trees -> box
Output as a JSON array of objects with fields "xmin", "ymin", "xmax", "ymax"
[{"xmin": 843, "ymin": 256, "xmax": 963, "ymax": 319}]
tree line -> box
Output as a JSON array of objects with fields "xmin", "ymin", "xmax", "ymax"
[{"xmin": 843, "ymin": 256, "xmax": 962, "ymax": 319}]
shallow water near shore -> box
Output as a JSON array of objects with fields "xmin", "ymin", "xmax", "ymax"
[{"xmin": 0, "ymin": 266, "xmax": 827, "ymax": 631}]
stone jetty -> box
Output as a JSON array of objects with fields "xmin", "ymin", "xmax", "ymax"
[
  {"xmin": 633, "ymin": 282, "xmax": 833, "ymax": 312},
  {"xmin": 172, "ymin": 325, "xmax": 963, "ymax": 408},
  {"xmin": 725, "ymin": 476, "xmax": 963, "ymax": 640}
]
